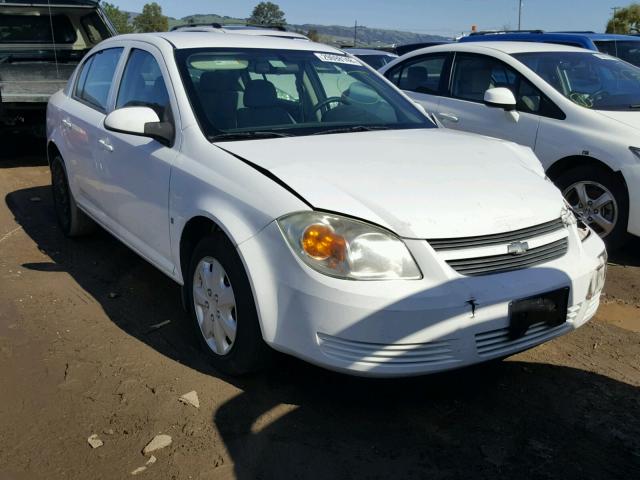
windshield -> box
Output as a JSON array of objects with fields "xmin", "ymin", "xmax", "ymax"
[
  {"xmin": 356, "ymin": 54, "xmax": 396, "ymax": 69},
  {"xmin": 0, "ymin": 13, "xmax": 76, "ymax": 44},
  {"xmin": 514, "ymin": 51, "xmax": 640, "ymax": 110},
  {"xmin": 594, "ymin": 40, "xmax": 640, "ymax": 67},
  {"xmin": 175, "ymin": 48, "xmax": 433, "ymax": 141}
]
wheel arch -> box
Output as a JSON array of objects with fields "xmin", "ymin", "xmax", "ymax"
[
  {"xmin": 546, "ymin": 155, "xmax": 629, "ymax": 197},
  {"xmin": 46, "ymin": 140, "xmax": 61, "ymax": 167}
]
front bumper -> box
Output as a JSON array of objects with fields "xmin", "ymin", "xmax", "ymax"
[{"xmin": 238, "ymin": 222, "xmax": 606, "ymax": 377}]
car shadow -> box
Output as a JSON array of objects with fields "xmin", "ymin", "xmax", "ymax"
[
  {"xmin": 609, "ymin": 235, "xmax": 640, "ymax": 267},
  {"xmin": 0, "ymin": 133, "xmax": 48, "ymax": 167},
  {"xmin": 5, "ymin": 183, "xmax": 640, "ymax": 479}
]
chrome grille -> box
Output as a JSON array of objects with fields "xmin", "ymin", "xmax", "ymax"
[
  {"xmin": 428, "ymin": 218, "xmax": 565, "ymax": 251},
  {"xmin": 446, "ymin": 237, "xmax": 568, "ymax": 276}
]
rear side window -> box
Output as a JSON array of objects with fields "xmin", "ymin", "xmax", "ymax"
[
  {"xmin": 0, "ymin": 14, "xmax": 76, "ymax": 44},
  {"xmin": 116, "ymin": 49, "xmax": 171, "ymax": 120},
  {"xmin": 74, "ymin": 48, "xmax": 123, "ymax": 111},
  {"xmin": 81, "ymin": 12, "xmax": 112, "ymax": 45},
  {"xmin": 387, "ymin": 54, "xmax": 448, "ymax": 95}
]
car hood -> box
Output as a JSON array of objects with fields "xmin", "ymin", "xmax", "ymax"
[
  {"xmin": 217, "ymin": 129, "xmax": 564, "ymax": 239},
  {"xmin": 595, "ymin": 110, "xmax": 640, "ymax": 131}
]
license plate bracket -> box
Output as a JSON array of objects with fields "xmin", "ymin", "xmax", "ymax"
[{"xmin": 508, "ymin": 287, "xmax": 570, "ymax": 340}]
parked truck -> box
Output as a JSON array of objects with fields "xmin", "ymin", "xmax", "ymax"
[{"xmin": 0, "ymin": 0, "xmax": 115, "ymax": 135}]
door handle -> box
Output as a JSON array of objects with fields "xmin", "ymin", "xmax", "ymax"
[
  {"xmin": 61, "ymin": 118, "xmax": 73, "ymax": 129},
  {"xmin": 98, "ymin": 138, "xmax": 114, "ymax": 152},
  {"xmin": 437, "ymin": 112, "xmax": 459, "ymax": 123}
]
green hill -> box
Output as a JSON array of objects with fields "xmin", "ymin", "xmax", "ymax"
[{"xmin": 159, "ymin": 13, "xmax": 449, "ymax": 47}]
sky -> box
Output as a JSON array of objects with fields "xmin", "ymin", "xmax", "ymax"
[{"xmin": 110, "ymin": 0, "xmax": 615, "ymax": 38}]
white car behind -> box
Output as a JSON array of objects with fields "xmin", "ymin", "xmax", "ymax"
[
  {"xmin": 381, "ymin": 41, "xmax": 640, "ymax": 249},
  {"xmin": 47, "ymin": 32, "xmax": 606, "ymax": 376}
]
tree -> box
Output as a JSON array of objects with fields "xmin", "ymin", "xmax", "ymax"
[
  {"xmin": 133, "ymin": 2, "xmax": 169, "ymax": 33},
  {"xmin": 248, "ymin": 2, "xmax": 286, "ymax": 26},
  {"xmin": 306, "ymin": 29, "xmax": 321, "ymax": 42},
  {"xmin": 606, "ymin": 4, "xmax": 640, "ymax": 34},
  {"xmin": 102, "ymin": 2, "xmax": 134, "ymax": 34}
]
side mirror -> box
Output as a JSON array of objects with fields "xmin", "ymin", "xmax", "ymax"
[
  {"xmin": 484, "ymin": 87, "xmax": 517, "ymax": 111},
  {"xmin": 104, "ymin": 106, "xmax": 174, "ymax": 146}
]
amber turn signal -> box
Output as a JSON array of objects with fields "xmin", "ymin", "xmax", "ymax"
[{"xmin": 301, "ymin": 224, "xmax": 347, "ymax": 262}]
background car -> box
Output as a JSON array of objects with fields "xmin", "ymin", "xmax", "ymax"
[
  {"xmin": 47, "ymin": 32, "xmax": 605, "ymax": 377},
  {"xmin": 393, "ymin": 41, "xmax": 450, "ymax": 56},
  {"xmin": 343, "ymin": 48, "xmax": 398, "ymax": 69},
  {"xmin": 459, "ymin": 30, "xmax": 640, "ymax": 67},
  {"xmin": 381, "ymin": 41, "xmax": 640, "ymax": 249},
  {"xmin": 0, "ymin": 0, "xmax": 115, "ymax": 134}
]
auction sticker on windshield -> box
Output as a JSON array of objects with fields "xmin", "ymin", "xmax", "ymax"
[{"xmin": 315, "ymin": 52, "xmax": 361, "ymax": 65}]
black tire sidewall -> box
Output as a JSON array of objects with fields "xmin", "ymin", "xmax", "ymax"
[
  {"xmin": 186, "ymin": 233, "xmax": 269, "ymax": 375},
  {"xmin": 553, "ymin": 165, "xmax": 629, "ymax": 250},
  {"xmin": 50, "ymin": 155, "xmax": 73, "ymax": 236}
]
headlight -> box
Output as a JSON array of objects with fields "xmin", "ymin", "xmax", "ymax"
[
  {"xmin": 562, "ymin": 202, "xmax": 591, "ymax": 242},
  {"xmin": 629, "ymin": 146, "xmax": 640, "ymax": 161},
  {"xmin": 277, "ymin": 212, "xmax": 422, "ymax": 280}
]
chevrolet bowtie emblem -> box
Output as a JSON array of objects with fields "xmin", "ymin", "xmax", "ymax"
[{"xmin": 507, "ymin": 241, "xmax": 530, "ymax": 255}]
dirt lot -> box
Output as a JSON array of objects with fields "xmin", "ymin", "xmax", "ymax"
[{"xmin": 1, "ymin": 137, "xmax": 639, "ymax": 479}]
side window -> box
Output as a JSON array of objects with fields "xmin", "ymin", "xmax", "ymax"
[
  {"xmin": 116, "ymin": 49, "xmax": 171, "ymax": 121},
  {"xmin": 451, "ymin": 53, "xmax": 549, "ymax": 115},
  {"xmin": 74, "ymin": 48, "xmax": 123, "ymax": 111},
  {"xmin": 396, "ymin": 54, "xmax": 448, "ymax": 94}
]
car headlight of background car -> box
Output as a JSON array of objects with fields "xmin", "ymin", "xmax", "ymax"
[{"xmin": 278, "ymin": 212, "xmax": 422, "ymax": 280}]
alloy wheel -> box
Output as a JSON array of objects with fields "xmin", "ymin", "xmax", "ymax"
[
  {"xmin": 563, "ymin": 180, "xmax": 618, "ymax": 238},
  {"xmin": 192, "ymin": 256, "xmax": 237, "ymax": 356}
]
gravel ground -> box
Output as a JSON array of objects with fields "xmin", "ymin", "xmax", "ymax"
[{"xmin": 1, "ymin": 139, "xmax": 639, "ymax": 479}]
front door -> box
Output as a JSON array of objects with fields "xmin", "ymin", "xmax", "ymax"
[
  {"xmin": 436, "ymin": 52, "xmax": 541, "ymax": 149},
  {"xmin": 95, "ymin": 45, "xmax": 178, "ymax": 273}
]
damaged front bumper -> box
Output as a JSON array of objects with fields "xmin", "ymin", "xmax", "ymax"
[{"xmin": 238, "ymin": 221, "xmax": 606, "ymax": 377}]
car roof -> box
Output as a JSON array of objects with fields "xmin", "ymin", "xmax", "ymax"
[
  {"xmin": 343, "ymin": 48, "xmax": 397, "ymax": 56},
  {"xmin": 171, "ymin": 25, "xmax": 310, "ymax": 40},
  {"xmin": 102, "ymin": 31, "xmax": 340, "ymax": 53},
  {"xmin": 413, "ymin": 41, "xmax": 590, "ymax": 55},
  {"xmin": 461, "ymin": 32, "xmax": 640, "ymax": 44}
]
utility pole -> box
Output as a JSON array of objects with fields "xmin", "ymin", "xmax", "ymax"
[
  {"xmin": 518, "ymin": 0, "xmax": 523, "ymax": 30},
  {"xmin": 353, "ymin": 20, "xmax": 357, "ymax": 47},
  {"xmin": 611, "ymin": 6, "xmax": 621, "ymax": 33}
]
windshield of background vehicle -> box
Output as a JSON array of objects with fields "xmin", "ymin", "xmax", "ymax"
[
  {"xmin": 0, "ymin": 9, "xmax": 111, "ymax": 61},
  {"xmin": 175, "ymin": 48, "xmax": 433, "ymax": 140},
  {"xmin": 514, "ymin": 51, "xmax": 640, "ymax": 110},
  {"xmin": 595, "ymin": 40, "xmax": 640, "ymax": 67}
]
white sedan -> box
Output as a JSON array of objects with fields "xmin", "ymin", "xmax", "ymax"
[
  {"xmin": 47, "ymin": 32, "xmax": 606, "ymax": 376},
  {"xmin": 380, "ymin": 41, "xmax": 640, "ymax": 249}
]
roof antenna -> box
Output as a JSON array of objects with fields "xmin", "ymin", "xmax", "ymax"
[{"xmin": 46, "ymin": 0, "xmax": 60, "ymax": 80}]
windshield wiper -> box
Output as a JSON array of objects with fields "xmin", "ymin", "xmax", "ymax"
[
  {"xmin": 311, "ymin": 125, "xmax": 393, "ymax": 136},
  {"xmin": 629, "ymin": 104, "xmax": 640, "ymax": 109},
  {"xmin": 208, "ymin": 131, "xmax": 293, "ymax": 142}
]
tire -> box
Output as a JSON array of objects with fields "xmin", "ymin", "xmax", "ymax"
[
  {"xmin": 186, "ymin": 233, "xmax": 271, "ymax": 375},
  {"xmin": 50, "ymin": 154, "xmax": 96, "ymax": 237},
  {"xmin": 553, "ymin": 165, "xmax": 629, "ymax": 250}
]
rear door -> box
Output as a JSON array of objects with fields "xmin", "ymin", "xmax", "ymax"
[
  {"xmin": 93, "ymin": 44, "xmax": 178, "ymax": 273},
  {"xmin": 385, "ymin": 52, "xmax": 451, "ymax": 115},
  {"xmin": 436, "ymin": 52, "xmax": 541, "ymax": 148},
  {"xmin": 61, "ymin": 46, "xmax": 123, "ymax": 212}
]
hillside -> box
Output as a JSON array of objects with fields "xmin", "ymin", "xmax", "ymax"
[{"xmin": 157, "ymin": 13, "xmax": 449, "ymax": 46}]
